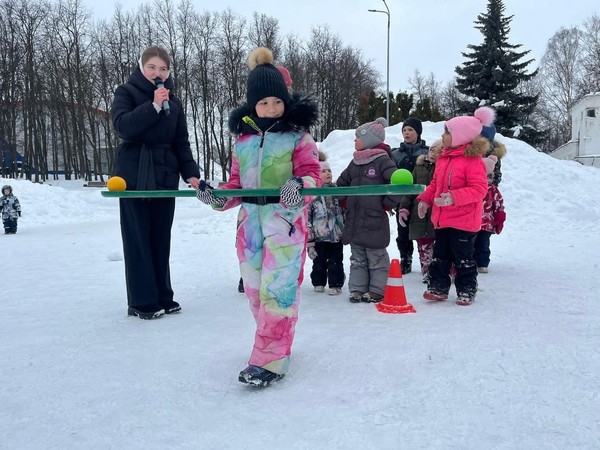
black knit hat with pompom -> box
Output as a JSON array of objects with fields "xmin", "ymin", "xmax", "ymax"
[{"xmin": 246, "ymin": 47, "xmax": 291, "ymax": 108}]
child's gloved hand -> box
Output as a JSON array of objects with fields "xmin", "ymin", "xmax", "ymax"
[
  {"xmin": 196, "ymin": 180, "xmax": 227, "ymax": 208},
  {"xmin": 417, "ymin": 201, "xmax": 430, "ymax": 219},
  {"xmin": 397, "ymin": 208, "xmax": 409, "ymax": 227},
  {"xmin": 434, "ymin": 192, "xmax": 454, "ymax": 207},
  {"xmin": 493, "ymin": 210, "xmax": 506, "ymax": 234},
  {"xmin": 280, "ymin": 176, "xmax": 303, "ymax": 208}
]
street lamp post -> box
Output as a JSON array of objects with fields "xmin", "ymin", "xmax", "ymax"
[{"xmin": 368, "ymin": 0, "xmax": 390, "ymax": 124}]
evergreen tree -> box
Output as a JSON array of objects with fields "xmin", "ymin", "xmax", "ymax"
[
  {"xmin": 455, "ymin": 0, "xmax": 541, "ymax": 145},
  {"xmin": 412, "ymin": 97, "xmax": 445, "ymax": 123},
  {"xmin": 395, "ymin": 92, "xmax": 414, "ymax": 123},
  {"xmin": 356, "ymin": 90, "xmax": 386, "ymax": 126}
]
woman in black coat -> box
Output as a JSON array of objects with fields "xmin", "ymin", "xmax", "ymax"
[{"xmin": 111, "ymin": 46, "xmax": 200, "ymax": 320}]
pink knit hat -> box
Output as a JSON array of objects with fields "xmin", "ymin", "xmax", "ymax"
[
  {"xmin": 445, "ymin": 106, "xmax": 496, "ymax": 147},
  {"xmin": 276, "ymin": 66, "xmax": 293, "ymax": 88}
]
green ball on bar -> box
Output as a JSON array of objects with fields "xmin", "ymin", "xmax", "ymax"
[{"xmin": 390, "ymin": 169, "xmax": 413, "ymax": 185}]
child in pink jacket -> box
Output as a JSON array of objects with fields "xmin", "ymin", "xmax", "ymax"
[{"xmin": 416, "ymin": 106, "xmax": 494, "ymax": 305}]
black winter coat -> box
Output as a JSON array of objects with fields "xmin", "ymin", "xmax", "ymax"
[
  {"xmin": 111, "ymin": 68, "xmax": 199, "ymax": 190},
  {"xmin": 398, "ymin": 154, "xmax": 436, "ymax": 240}
]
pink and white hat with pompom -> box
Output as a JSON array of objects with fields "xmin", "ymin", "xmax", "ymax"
[{"xmin": 445, "ymin": 106, "xmax": 496, "ymax": 147}]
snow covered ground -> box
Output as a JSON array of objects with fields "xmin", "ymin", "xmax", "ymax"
[{"xmin": 2, "ymin": 122, "xmax": 600, "ymax": 449}]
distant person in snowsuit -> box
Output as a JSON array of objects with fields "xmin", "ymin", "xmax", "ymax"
[
  {"xmin": 336, "ymin": 117, "xmax": 402, "ymax": 303},
  {"xmin": 391, "ymin": 118, "xmax": 429, "ymax": 274},
  {"xmin": 196, "ymin": 47, "xmax": 321, "ymax": 387},
  {"xmin": 474, "ymin": 154, "xmax": 506, "ymax": 273},
  {"xmin": 417, "ymin": 106, "xmax": 494, "ymax": 306},
  {"xmin": 111, "ymin": 46, "xmax": 200, "ymax": 320},
  {"xmin": 307, "ymin": 151, "xmax": 345, "ymax": 296},
  {"xmin": 1, "ymin": 185, "xmax": 22, "ymax": 234}
]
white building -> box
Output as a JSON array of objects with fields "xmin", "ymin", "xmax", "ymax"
[{"xmin": 551, "ymin": 93, "xmax": 600, "ymax": 167}]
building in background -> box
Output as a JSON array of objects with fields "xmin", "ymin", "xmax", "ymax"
[{"xmin": 551, "ymin": 93, "xmax": 600, "ymax": 167}]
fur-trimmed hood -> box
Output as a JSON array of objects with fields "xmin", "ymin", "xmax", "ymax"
[
  {"xmin": 490, "ymin": 140, "xmax": 507, "ymax": 159},
  {"xmin": 228, "ymin": 92, "xmax": 318, "ymax": 135},
  {"xmin": 443, "ymin": 135, "xmax": 490, "ymax": 158}
]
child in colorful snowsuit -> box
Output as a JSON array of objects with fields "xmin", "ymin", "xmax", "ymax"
[
  {"xmin": 417, "ymin": 106, "xmax": 493, "ymax": 306},
  {"xmin": 237, "ymin": 65, "xmax": 295, "ymax": 295},
  {"xmin": 1, "ymin": 185, "xmax": 22, "ymax": 234},
  {"xmin": 397, "ymin": 140, "xmax": 441, "ymax": 283},
  {"xmin": 196, "ymin": 47, "xmax": 321, "ymax": 387},
  {"xmin": 336, "ymin": 117, "xmax": 402, "ymax": 303},
  {"xmin": 474, "ymin": 155, "xmax": 506, "ymax": 273},
  {"xmin": 307, "ymin": 151, "xmax": 345, "ymax": 296}
]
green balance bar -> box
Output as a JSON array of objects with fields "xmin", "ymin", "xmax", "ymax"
[{"xmin": 100, "ymin": 184, "xmax": 424, "ymax": 198}]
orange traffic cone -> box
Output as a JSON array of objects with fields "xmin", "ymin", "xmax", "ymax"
[{"xmin": 376, "ymin": 258, "xmax": 416, "ymax": 314}]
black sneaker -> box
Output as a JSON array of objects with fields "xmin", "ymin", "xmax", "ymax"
[
  {"xmin": 162, "ymin": 300, "xmax": 181, "ymax": 314},
  {"xmin": 238, "ymin": 277, "xmax": 245, "ymax": 293},
  {"xmin": 127, "ymin": 305, "xmax": 165, "ymax": 320},
  {"xmin": 238, "ymin": 365, "xmax": 284, "ymax": 387}
]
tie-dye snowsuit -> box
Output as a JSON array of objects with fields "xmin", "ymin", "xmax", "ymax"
[{"xmin": 216, "ymin": 99, "xmax": 320, "ymax": 375}]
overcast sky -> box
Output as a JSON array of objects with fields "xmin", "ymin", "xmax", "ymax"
[{"xmin": 84, "ymin": 0, "xmax": 599, "ymax": 93}]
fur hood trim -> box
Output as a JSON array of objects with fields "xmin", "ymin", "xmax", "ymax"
[
  {"xmin": 491, "ymin": 140, "xmax": 507, "ymax": 159},
  {"xmin": 444, "ymin": 135, "xmax": 490, "ymax": 158},
  {"xmin": 415, "ymin": 154, "xmax": 427, "ymax": 166},
  {"xmin": 228, "ymin": 92, "xmax": 318, "ymax": 134}
]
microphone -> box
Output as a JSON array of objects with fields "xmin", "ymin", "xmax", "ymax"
[{"xmin": 154, "ymin": 77, "xmax": 170, "ymax": 116}]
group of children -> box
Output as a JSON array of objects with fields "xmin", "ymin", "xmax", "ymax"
[
  {"xmin": 308, "ymin": 112, "xmax": 506, "ymax": 306},
  {"xmin": 193, "ymin": 46, "xmax": 507, "ymax": 387}
]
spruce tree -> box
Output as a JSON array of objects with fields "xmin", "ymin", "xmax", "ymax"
[{"xmin": 455, "ymin": 0, "xmax": 542, "ymax": 145}]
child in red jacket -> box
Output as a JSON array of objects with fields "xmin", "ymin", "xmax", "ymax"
[{"xmin": 416, "ymin": 106, "xmax": 494, "ymax": 306}]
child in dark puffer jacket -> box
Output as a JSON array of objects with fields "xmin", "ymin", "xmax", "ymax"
[
  {"xmin": 397, "ymin": 140, "xmax": 441, "ymax": 283},
  {"xmin": 336, "ymin": 117, "xmax": 402, "ymax": 303}
]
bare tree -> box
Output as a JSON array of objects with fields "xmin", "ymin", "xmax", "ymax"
[
  {"xmin": 0, "ymin": 0, "xmax": 25, "ymax": 178},
  {"xmin": 247, "ymin": 12, "xmax": 281, "ymax": 56},
  {"xmin": 538, "ymin": 27, "xmax": 583, "ymax": 149},
  {"xmin": 578, "ymin": 14, "xmax": 600, "ymax": 95},
  {"xmin": 1, "ymin": 0, "xmax": 381, "ymax": 183}
]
